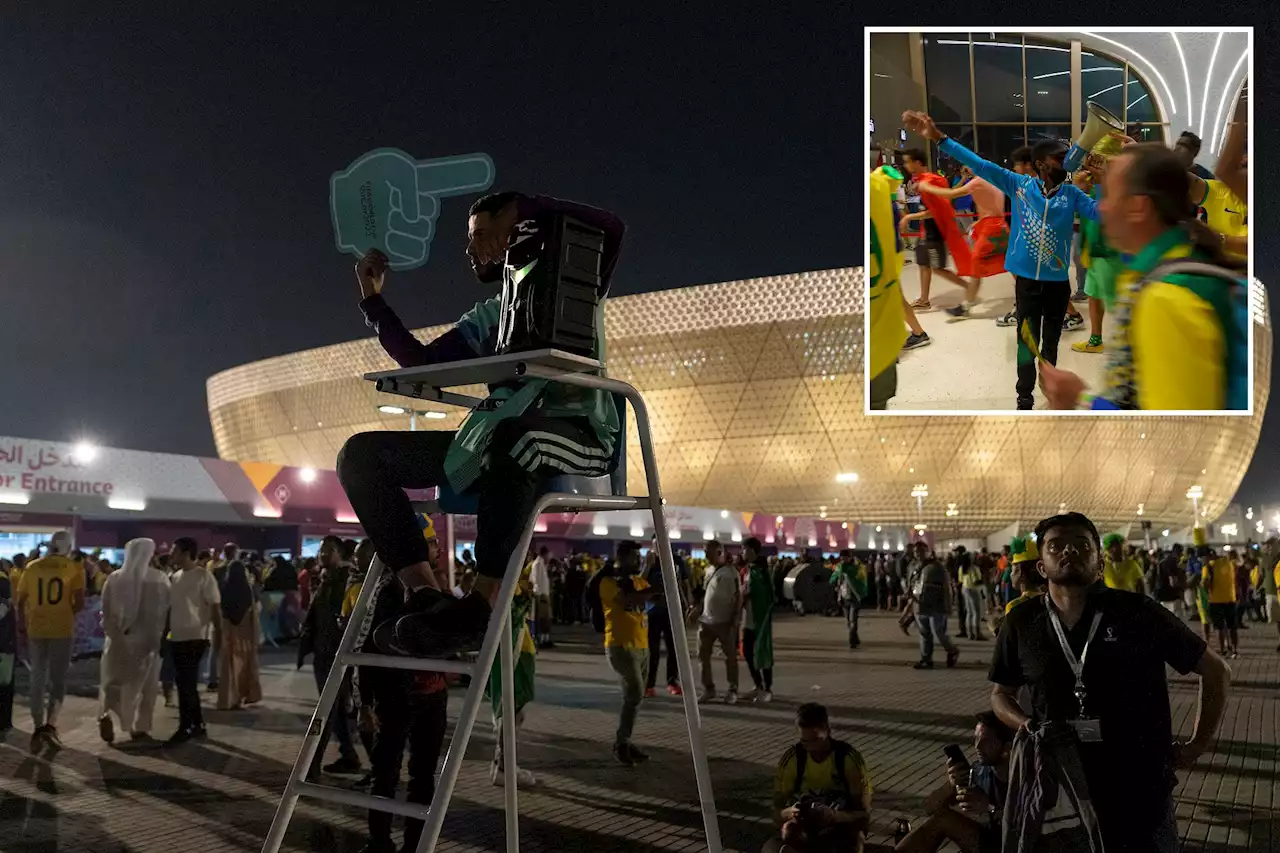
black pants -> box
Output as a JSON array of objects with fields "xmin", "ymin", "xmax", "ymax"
[
  {"xmin": 646, "ymin": 609, "xmax": 679, "ymax": 689},
  {"xmin": 368, "ymin": 690, "xmax": 448, "ymax": 849},
  {"xmin": 337, "ymin": 415, "xmax": 605, "ymax": 578},
  {"xmin": 1014, "ymin": 276, "xmax": 1071, "ymax": 408},
  {"xmin": 170, "ymin": 639, "xmax": 208, "ymax": 732},
  {"xmin": 955, "ymin": 583, "xmax": 967, "ymax": 632},
  {"xmin": 742, "ymin": 628, "xmax": 772, "ymax": 691}
]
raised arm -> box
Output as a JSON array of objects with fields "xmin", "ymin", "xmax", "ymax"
[
  {"xmin": 354, "ymin": 249, "xmax": 483, "ymax": 369},
  {"xmin": 917, "ymin": 182, "xmax": 975, "ymax": 201},
  {"xmin": 902, "ymin": 110, "xmax": 1022, "ymax": 198}
]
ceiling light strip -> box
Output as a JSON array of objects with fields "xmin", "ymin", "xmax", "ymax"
[
  {"xmin": 1171, "ymin": 33, "xmax": 1194, "ymax": 130},
  {"xmin": 1197, "ymin": 32, "xmax": 1224, "ymax": 140},
  {"xmin": 1209, "ymin": 49, "xmax": 1248, "ymax": 156},
  {"xmin": 1080, "ymin": 31, "xmax": 1178, "ymax": 121}
]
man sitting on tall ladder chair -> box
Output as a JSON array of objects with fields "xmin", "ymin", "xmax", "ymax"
[{"xmin": 337, "ymin": 191, "xmax": 625, "ymax": 658}]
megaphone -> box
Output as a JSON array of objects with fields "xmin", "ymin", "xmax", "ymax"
[{"xmin": 1064, "ymin": 101, "xmax": 1126, "ymax": 172}]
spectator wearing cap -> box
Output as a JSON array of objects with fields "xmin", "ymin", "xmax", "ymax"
[{"xmin": 990, "ymin": 512, "xmax": 1231, "ymax": 852}]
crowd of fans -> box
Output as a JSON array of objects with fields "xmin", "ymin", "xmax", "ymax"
[{"xmin": 1, "ymin": 521, "xmax": 1268, "ymax": 852}]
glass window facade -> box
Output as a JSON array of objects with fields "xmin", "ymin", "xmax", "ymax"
[
  {"xmin": 922, "ymin": 33, "xmax": 973, "ymax": 123},
  {"xmin": 918, "ymin": 33, "xmax": 1168, "ymax": 161}
]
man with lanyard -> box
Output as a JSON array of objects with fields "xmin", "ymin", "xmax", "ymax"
[
  {"xmin": 902, "ymin": 111, "xmax": 1098, "ymax": 410},
  {"xmin": 990, "ymin": 512, "xmax": 1230, "ymax": 852},
  {"xmin": 868, "ymin": 156, "xmax": 910, "ymax": 408},
  {"xmin": 338, "ymin": 191, "xmax": 624, "ymax": 658},
  {"xmin": 1039, "ymin": 144, "xmax": 1247, "ymax": 411},
  {"xmin": 1101, "ymin": 534, "xmax": 1146, "ymax": 594}
]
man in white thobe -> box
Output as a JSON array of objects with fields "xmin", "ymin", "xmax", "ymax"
[{"xmin": 98, "ymin": 538, "xmax": 171, "ymax": 743}]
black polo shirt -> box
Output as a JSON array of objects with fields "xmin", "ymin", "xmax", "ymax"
[{"xmin": 989, "ymin": 581, "xmax": 1206, "ymax": 825}]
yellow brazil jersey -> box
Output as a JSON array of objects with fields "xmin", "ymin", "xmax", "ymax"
[
  {"xmin": 1120, "ymin": 233, "xmax": 1226, "ymax": 409},
  {"xmin": 1006, "ymin": 589, "xmax": 1044, "ymax": 614},
  {"xmin": 599, "ymin": 574, "xmax": 649, "ymax": 650},
  {"xmin": 341, "ymin": 584, "xmax": 360, "ymax": 619},
  {"xmin": 1103, "ymin": 558, "xmax": 1145, "ymax": 593},
  {"xmin": 1206, "ymin": 557, "xmax": 1236, "ymax": 604},
  {"xmin": 1198, "ymin": 179, "xmax": 1247, "ymax": 262},
  {"xmin": 774, "ymin": 742, "xmax": 873, "ymax": 807},
  {"xmin": 17, "ymin": 555, "xmax": 86, "ymax": 639},
  {"xmin": 868, "ymin": 166, "xmax": 907, "ymax": 382}
]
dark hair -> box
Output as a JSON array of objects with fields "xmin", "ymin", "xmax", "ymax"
[
  {"xmin": 468, "ymin": 191, "xmax": 523, "ymax": 217},
  {"xmin": 321, "ymin": 535, "xmax": 344, "ymax": 551},
  {"xmin": 173, "ymin": 537, "xmax": 198, "ymax": 559},
  {"xmin": 617, "ymin": 540, "xmax": 642, "ymax": 559},
  {"xmin": 1119, "ymin": 144, "xmax": 1244, "ymax": 270},
  {"xmin": 796, "ymin": 703, "xmax": 829, "ymax": 729},
  {"xmin": 1011, "ymin": 146, "xmax": 1033, "ymax": 165},
  {"xmin": 341, "ymin": 539, "xmax": 358, "ymax": 561},
  {"xmin": 1034, "ymin": 512, "xmax": 1101, "ymax": 552},
  {"xmin": 1031, "ymin": 139, "xmax": 1067, "ymax": 167},
  {"xmin": 976, "ymin": 710, "xmax": 1016, "ymax": 744},
  {"xmin": 223, "ymin": 543, "xmax": 239, "ymax": 560},
  {"xmin": 705, "ymin": 539, "xmax": 722, "ymax": 550},
  {"xmin": 744, "ymin": 536, "xmax": 762, "ymax": 552},
  {"xmin": 901, "ymin": 148, "xmax": 927, "ymax": 165},
  {"xmin": 1177, "ymin": 130, "xmax": 1202, "ymax": 153}
]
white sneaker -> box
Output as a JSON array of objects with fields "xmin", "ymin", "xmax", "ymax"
[
  {"xmin": 757, "ymin": 690, "xmax": 773, "ymax": 704},
  {"xmin": 697, "ymin": 689, "xmax": 717, "ymax": 704},
  {"xmin": 741, "ymin": 688, "xmax": 759, "ymax": 702},
  {"xmin": 724, "ymin": 689, "xmax": 738, "ymax": 706},
  {"xmin": 490, "ymin": 762, "xmax": 537, "ymax": 787}
]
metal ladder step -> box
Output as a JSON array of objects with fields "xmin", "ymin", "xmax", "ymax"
[
  {"xmin": 294, "ymin": 780, "xmax": 434, "ymax": 821},
  {"xmin": 343, "ymin": 652, "xmax": 476, "ymax": 676}
]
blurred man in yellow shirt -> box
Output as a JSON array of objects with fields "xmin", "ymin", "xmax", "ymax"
[
  {"xmin": 1102, "ymin": 535, "xmax": 1145, "ymax": 594},
  {"xmin": 1204, "ymin": 548, "xmax": 1239, "ymax": 659},
  {"xmin": 598, "ymin": 540, "xmax": 662, "ymax": 766},
  {"xmin": 15, "ymin": 531, "xmax": 86, "ymax": 751}
]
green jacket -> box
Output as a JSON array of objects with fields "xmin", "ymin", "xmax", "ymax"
[
  {"xmin": 746, "ymin": 561, "xmax": 775, "ymax": 669},
  {"xmin": 443, "ymin": 298, "xmax": 618, "ymax": 493},
  {"xmin": 830, "ymin": 561, "xmax": 868, "ymax": 600}
]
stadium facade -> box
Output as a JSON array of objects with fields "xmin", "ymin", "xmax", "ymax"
[{"xmin": 207, "ymin": 269, "xmax": 1271, "ymax": 539}]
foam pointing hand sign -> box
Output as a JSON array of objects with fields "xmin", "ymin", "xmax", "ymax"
[{"xmin": 330, "ymin": 148, "xmax": 495, "ymax": 271}]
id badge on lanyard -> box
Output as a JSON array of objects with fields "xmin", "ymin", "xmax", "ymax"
[{"xmin": 1048, "ymin": 607, "xmax": 1104, "ymax": 743}]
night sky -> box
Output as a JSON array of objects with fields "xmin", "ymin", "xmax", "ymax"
[{"xmin": 1, "ymin": 10, "xmax": 1275, "ymax": 508}]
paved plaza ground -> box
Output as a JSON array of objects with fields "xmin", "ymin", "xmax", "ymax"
[{"xmin": 2, "ymin": 608, "xmax": 1278, "ymax": 852}]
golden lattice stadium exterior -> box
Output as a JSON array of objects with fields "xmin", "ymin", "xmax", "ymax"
[{"xmin": 207, "ymin": 269, "xmax": 1271, "ymax": 538}]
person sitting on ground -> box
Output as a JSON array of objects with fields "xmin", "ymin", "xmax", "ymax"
[
  {"xmin": 768, "ymin": 702, "xmax": 872, "ymax": 853},
  {"xmin": 894, "ymin": 711, "xmax": 1013, "ymax": 853}
]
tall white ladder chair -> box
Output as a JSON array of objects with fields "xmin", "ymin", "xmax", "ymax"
[{"xmin": 262, "ymin": 372, "xmax": 722, "ymax": 853}]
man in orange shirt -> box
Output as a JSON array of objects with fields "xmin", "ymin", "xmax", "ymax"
[{"xmin": 15, "ymin": 531, "xmax": 85, "ymax": 751}]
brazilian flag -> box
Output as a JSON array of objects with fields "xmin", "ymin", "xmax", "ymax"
[{"xmin": 486, "ymin": 566, "xmax": 536, "ymax": 718}]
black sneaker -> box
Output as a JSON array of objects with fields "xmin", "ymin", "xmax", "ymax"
[
  {"xmin": 357, "ymin": 840, "xmax": 397, "ymax": 853},
  {"xmin": 166, "ymin": 728, "xmax": 194, "ymax": 746},
  {"xmin": 893, "ymin": 818, "xmax": 913, "ymax": 843},
  {"xmin": 613, "ymin": 742, "xmax": 635, "ymax": 766},
  {"xmin": 1071, "ymin": 291, "xmax": 1089, "ymax": 303},
  {"xmin": 206, "ymin": 682, "xmax": 219, "ymax": 693},
  {"xmin": 324, "ymin": 755, "xmax": 363, "ymax": 775},
  {"xmin": 1063, "ymin": 314, "xmax": 1085, "ymax": 332},
  {"xmin": 903, "ymin": 332, "xmax": 932, "ymax": 351},
  {"xmin": 395, "ymin": 593, "xmax": 492, "ymax": 658},
  {"xmin": 996, "ymin": 311, "xmax": 1018, "ymax": 327},
  {"xmin": 945, "ymin": 303, "xmax": 971, "ymax": 318},
  {"xmin": 43, "ymin": 727, "xmax": 63, "ymax": 750},
  {"xmin": 98, "ymin": 714, "xmax": 115, "ymax": 744},
  {"xmin": 628, "ymin": 744, "xmax": 650, "ymax": 764},
  {"xmin": 913, "ymin": 660, "xmax": 934, "ymax": 670},
  {"xmin": 30, "ymin": 726, "xmax": 48, "ymax": 752},
  {"xmin": 946, "ymin": 649, "xmax": 961, "ymax": 668},
  {"xmin": 191, "ymin": 725, "xmax": 209, "ymax": 740}
]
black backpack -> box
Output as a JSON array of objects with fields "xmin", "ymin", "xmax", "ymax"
[
  {"xmin": 587, "ymin": 564, "xmax": 613, "ymax": 634},
  {"xmin": 791, "ymin": 739, "xmax": 857, "ymax": 801}
]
